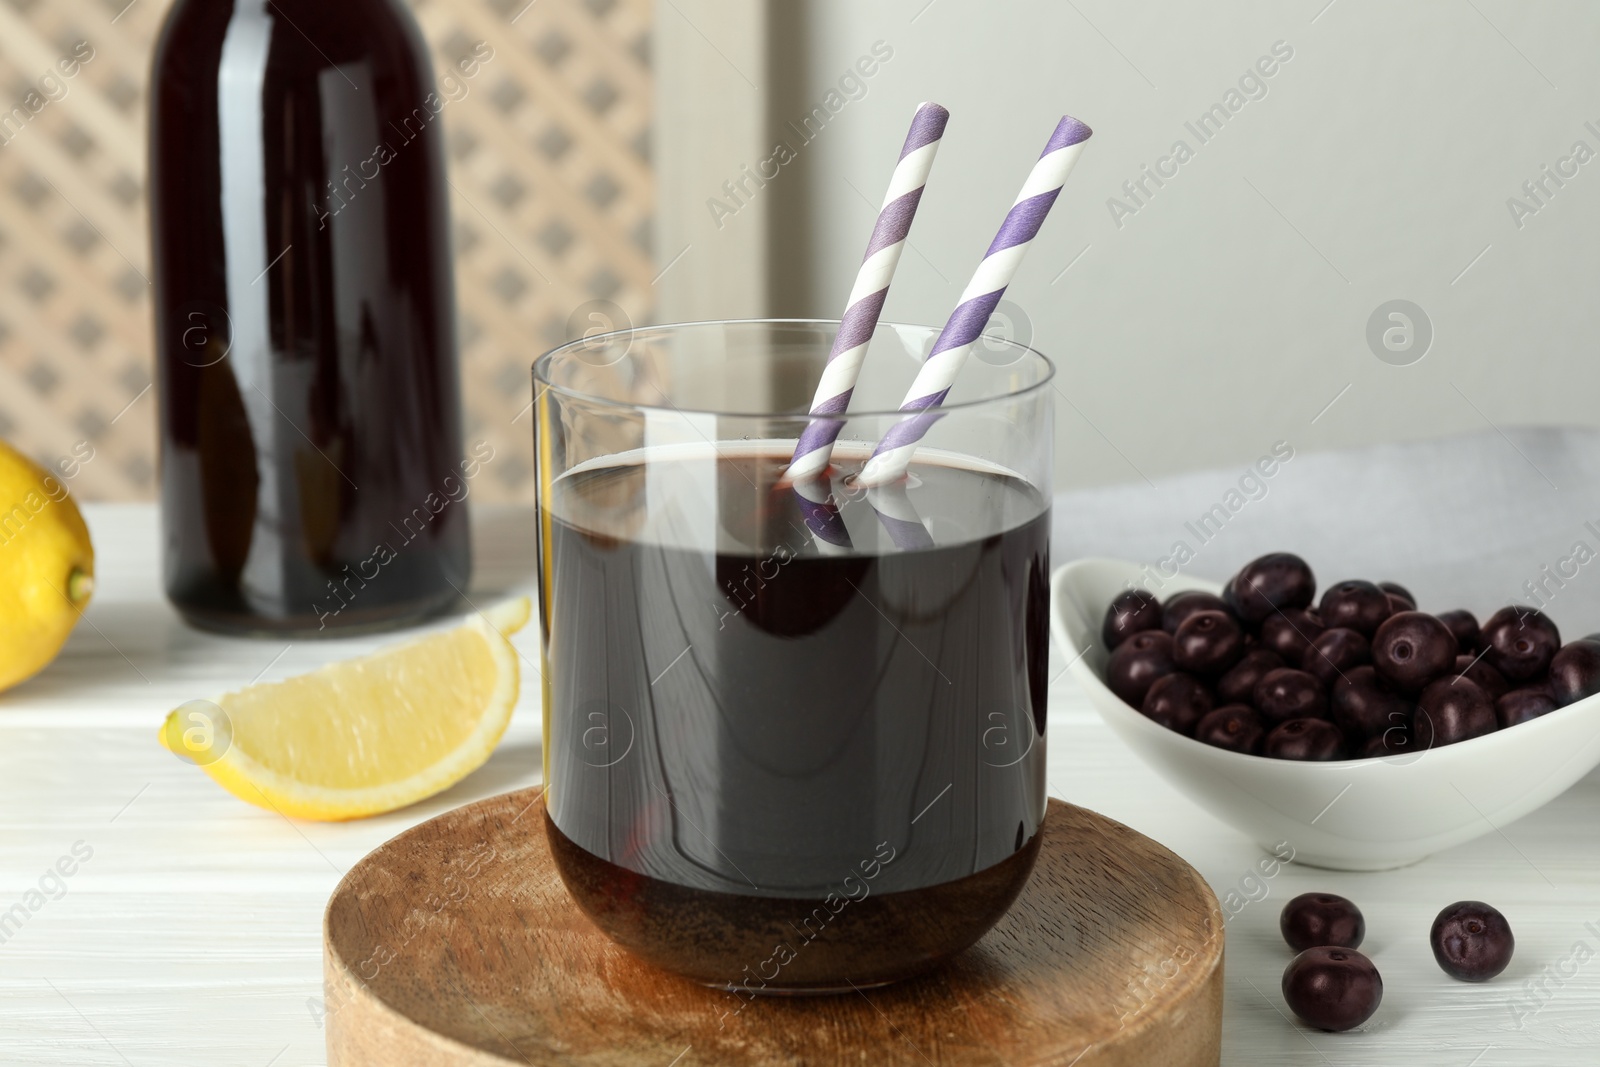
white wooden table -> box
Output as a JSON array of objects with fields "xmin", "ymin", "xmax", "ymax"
[{"xmin": 1, "ymin": 504, "xmax": 1594, "ymax": 1065}]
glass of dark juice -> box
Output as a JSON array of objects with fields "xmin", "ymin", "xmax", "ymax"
[{"xmin": 534, "ymin": 320, "xmax": 1053, "ymax": 993}]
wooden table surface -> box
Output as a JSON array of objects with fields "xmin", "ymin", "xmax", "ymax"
[{"xmin": 1, "ymin": 504, "xmax": 1595, "ymax": 1066}]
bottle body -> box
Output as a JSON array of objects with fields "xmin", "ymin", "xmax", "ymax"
[{"xmin": 151, "ymin": 0, "xmax": 470, "ymax": 635}]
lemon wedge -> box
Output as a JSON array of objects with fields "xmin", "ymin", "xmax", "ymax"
[{"xmin": 160, "ymin": 597, "xmax": 531, "ymax": 820}]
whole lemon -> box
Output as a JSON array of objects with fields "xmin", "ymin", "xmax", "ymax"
[{"xmin": 0, "ymin": 441, "xmax": 94, "ymax": 693}]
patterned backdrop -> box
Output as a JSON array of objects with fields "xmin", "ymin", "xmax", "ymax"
[{"xmin": 0, "ymin": 0, "xmax": 653, "ymax": 502}]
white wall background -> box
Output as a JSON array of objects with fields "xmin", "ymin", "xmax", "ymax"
[{"xmin": 686, "ymin": 0, "xmax": 1600, "ymax": 491}]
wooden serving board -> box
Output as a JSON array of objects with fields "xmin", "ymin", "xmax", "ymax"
[{"xmin": 324, "ymin": 791, "xmax": 1224, "ymax": 1066}]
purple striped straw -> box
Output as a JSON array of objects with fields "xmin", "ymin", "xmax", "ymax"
[
  {"xmin": 784, "ymin": 102, "xmax": 950, "ymax": 483},
  {"xmin": 791, "ymin": 474, "xmax": 853, "ymax": 553},
  {"xmin": 857, "ymin": 115, "xmax": 1092, "ymax": 487},
  {"xmin": 792, "ymin": 472, "xmax": 932, "ymax": 553},
  {"xmin": 867, "ymin": 484, "xmax": 934, "ymax": 551}
]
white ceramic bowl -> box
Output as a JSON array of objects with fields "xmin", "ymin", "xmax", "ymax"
[{"xmin": 1051, "ymin": 558, "xmax": 1600, "ymax": 870}]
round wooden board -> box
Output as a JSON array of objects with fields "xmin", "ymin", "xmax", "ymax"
[{"xmin": 324, "ymin": 792, "xmax": 1224, "ymax": 1066}]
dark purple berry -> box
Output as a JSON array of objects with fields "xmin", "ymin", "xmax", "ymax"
[
  {"xmin": 1414, "ymin": 677, "xmax": 1497, "ymax": 748},
  {"xmin": 1378, "ymin": 581, "xmax": 1416, "ymax": 608},
  {"xmin": 1372, "ymin": 611, "xmax": 1457, "ymax": 694},
  {"xmin": 1216, "ymin": 648, "xmax": 1285, "ymax": 705},
  {"xmin": 1162, "ymin": 590, "xmax": 1232, "ymax": 634},
  {"xmin": 1265, "ymin": 718, "xmax": 1345, "ymax": 761},
  {"xmin": 1330, "ymin": 666, "xmax": 1410, "ymax": 742},
  {"xmin": 1260, "ymin": 609, "xmax": 1326, "ymax": 662},
  {"xmin": 1481, "ymin": 607, "xmax": 1561, "ymax": 682},
  {"xmin": 1281, "ymin": 893, "xmax": 1366, "ymax": 952},
  {"xmin": 1105, "ymin": 631, "xmax": 1175, "ymax": 707},
  {"xmin": 1254, "ymin": 668, "xmax": 1328, "ymax": 726},
  {"xmin": 1141, "ymin": 673, "xmax": 1213, "ymax": 735},
  {"xmin": 1172, "ymin": 609, "xmax": 1246, "ymax": 676},
  {"xmin": 1548, "ymin": 639, "xmax": 1600, "ymax": 707},
  {"xmin": 1103, "ymin": 588, "xmax": 1163, "ymax": 651},
  {"xmin": 1301, "ymin": 627, "xmax": 1371, "ymax": 687},
  {"xmin": 1282, "ymin": 947, "xmax": 1382, "ymax": 1031},
  {"xmin": 1454, "ymin": 654, "xmax": 1508, "ymax": 700},
  {"xmin": 1497, "ymin": 686, "xmax": 1558, "ymax": 729},
  {"xmin": 1339, "ymin": 663, "xmax": 1383, "ymax": 688},
  {"xmin": 1194, "ymin": 704, "xmax": 1265, "ymax": 754},
  {"xmin": 1318, "ymin": 580, "xmax": 1394, "ymax": 637},
  {"xmin": 1225, "ymin": 553, "xmax": 1316, "ymax": 625},
  {"xmin": 1430, "ymin": 901, "xmax": 1513, "ymax": 982},
  {"xmin": 1438, "ymin": 609, "xmax": 1481, "ymax": 653},
  {"xmin": 1359, "ymin": 725, "xmax": 1414, "ymax": 759}
]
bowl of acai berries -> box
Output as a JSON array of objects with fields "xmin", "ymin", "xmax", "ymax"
[{"xmin": 1051, "ymin": 553, "xmax": 1600, "ymax": 869}]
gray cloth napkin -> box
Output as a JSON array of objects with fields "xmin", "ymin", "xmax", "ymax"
[{"xmin": 1052, "ymin": 425, "xmax": 1600, "ymax": 637}]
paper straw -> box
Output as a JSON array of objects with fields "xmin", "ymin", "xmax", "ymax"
[
  {"xmin": 791, "ymin": 475, "xmax": 853, "ymax": 554},
  {"xmin": 867, "ymin": 484, "xmax": 934, "ymax": 551},
  {"xmin": 785, "ymin": 102, "xmax": 951, "ymax": 482},
  {"xmin": 792, "ymin": 476, "xmax": 932, "ymax": 554},
  {"xmin": 858, "ymin": 115, "xmax": 1092, "ymax": 487}
]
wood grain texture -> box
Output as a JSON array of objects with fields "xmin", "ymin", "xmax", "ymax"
[{"xmin": 324, "ymin": 792, "xmax": 1224, "ymax": 1066}]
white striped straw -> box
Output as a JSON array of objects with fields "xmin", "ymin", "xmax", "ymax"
[
  {"xmin": 867, "ymin": 484, "xmax": 934, "ymax": 551},
  {"xmin": 857, "ymin": 114, "xmax": 1092, "ymax": 487},
  {"xmin": 784, "ymin": 102, "xmax": 950, "ymax": 482},
  {"xmin": 791, "ymin": 474, "xmax": 853, "ymax": 554}
]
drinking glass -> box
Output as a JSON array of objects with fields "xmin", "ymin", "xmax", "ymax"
[{"xmin": 534, "ymin": 319, "xmax": 1053, "ymax": 992}]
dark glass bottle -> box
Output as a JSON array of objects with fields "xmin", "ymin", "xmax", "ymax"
[{"xmin": 150, "ymin": 0, "xmax": 470, "ymax": 635}]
